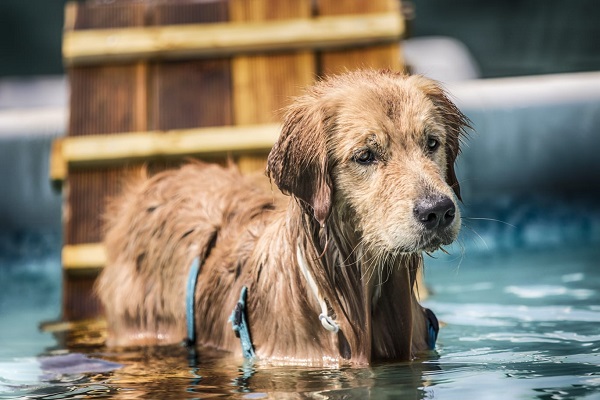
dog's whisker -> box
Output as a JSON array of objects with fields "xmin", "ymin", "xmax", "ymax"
[
  {"xmin": 450, "ymin": 239, "xmax": 467, "ymax": 276},
  {"xmin": 362, "ymin": 249, "xmax": 389, "ymax": 285},
  {"xmin": 456, "ymin": 243, "xmax": 465, "ymax": 275},
  {"xmin": 354, "ymin": 240, "xmax": 383, "ymax": 271},
  {"xmin": 463, "ymin": 216, "xmax": 516, "ymax": 228},
  {"xmin": 343, "ymin": 237, "xmax": 370, "ymax": 267},
  {"xmin": 461, "ymin": 223, "xmax": 490, "ymax": 250},
  {"xmin": 451, "ymin": 240, "xmax": 466, "ymax": 270},
  {"xmin": 377, "ymin": 252, "xmax": 388, "ymax": 284},
  {"xmin": 377, "ymin": 257, "xmax": 384, "ymax": 287},
  {"xmin": 360, "ymin": 252, "xmax": 380, "ymax": 283},
  {"xmin": 382, "ymin": 255, "xmax": 394, "ymax": 286}
]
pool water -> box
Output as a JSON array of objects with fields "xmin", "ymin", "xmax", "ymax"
[{"xmin": 1, "ymin": 198, "xmax": 600, "ymax": 399}]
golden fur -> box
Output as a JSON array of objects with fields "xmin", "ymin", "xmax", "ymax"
[{"xmin": 96, "ymin": 70, "xmax": 469, "ymax": 365}]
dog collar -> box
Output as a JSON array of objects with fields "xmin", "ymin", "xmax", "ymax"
[{"xmin": 296, "ymin": 245, "xmax": 339, "ymax": 333}]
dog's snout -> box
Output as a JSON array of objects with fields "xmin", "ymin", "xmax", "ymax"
[{"xmin": 414, "ymin": 196, "xmax": 456, "ymax": 230}]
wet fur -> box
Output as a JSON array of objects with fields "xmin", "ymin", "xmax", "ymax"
[{"xmin": 96, "ymin": 70, "xmax": 469, "ymax": 365}]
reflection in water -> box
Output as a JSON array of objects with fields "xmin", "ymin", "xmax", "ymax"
[
  {"xmin": 7, "ymin": 318, "xmax": 445, "ymax": 400},
  {"xmin": 57, "ymin": 339, "xmax": 441, "ymax": 399},
  {"xmin": 25, "ymin": 306, "xmax": 600, "ymax": 400},
  {"xmin": 31, "ymin": 311, "xmax": 445, "ymax": 399}
]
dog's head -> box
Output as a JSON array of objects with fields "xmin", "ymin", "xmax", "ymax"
[{"xmin": 267, "ymin": 70, "xmax": 469, "ymax": 254}]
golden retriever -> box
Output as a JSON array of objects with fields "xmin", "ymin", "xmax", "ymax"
[{"xmin": 96, "ymin": 69, "xmax": 469, "ymax": 365}]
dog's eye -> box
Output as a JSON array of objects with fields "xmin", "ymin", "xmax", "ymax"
[
  {"xmin": 426, "ymin": 138, "xmax": 440, "ymax": 152},
  {"xmin": 354, "ymin": 149, "xmax": 376, "ymax": 165}
]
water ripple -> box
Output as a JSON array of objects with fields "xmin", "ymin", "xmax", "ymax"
[
  {"xmin": 505, "ymin": 285, "xmax": 595, "ymax": 300},
  {"xmin": 425, "ymin": 302, "xmax": 600, "ymax": 325}
]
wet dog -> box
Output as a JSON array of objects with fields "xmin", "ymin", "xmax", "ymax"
[{"xmin": 97, "ymin": 70, "xmax": 468, "ymax": 364}]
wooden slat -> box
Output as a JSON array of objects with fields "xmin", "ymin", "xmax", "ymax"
[
  {"xmin": 61, "ymin": 274, "xmax": 102, "ymax": 320},
  {"xmin": 62, "ymin": 243, "xmax": 106, "ymax": 273},
  {"xmin": 68, "ymin": 65, "xmax": 147, "ymax": 136},
  {"xmin": 231, "ymin": 53, "xmax": 314, "ymax": 125},
  {"xmin": 51, "ymin": 124, "xmax": 280, "ymax": 180},
  {"xmin": 65, "ymin": 168, "xmax": 131, "ymax": 245},
  {"xmin": 150, "ymin": 2, "xmax": 232, "ymax": 132},
  {"xmin": 65, "ymin": 2, "xmax": 148, "ymax": 243},
  {"xmin": 50, "ymin": 139, "xmax": 66, "ymax": 183},
  {"xmin": 63, "ymin": 13, "xmax": 404, "ymax": 66},
  {"xmin": 151, "ymin": 60, "xmax": 233, "ymax": 130},
  {"xmin": 318, "ymin": 0, "xmax": 404, "ymax": 75},
  {"xmin": 62, "ymin": 2, "xmax": 150, "ymax": 321},
  {"xmin": 69, "ymin": 0, "xmax": 147, "ymax": 30},
  {"xmin": 230, "ymin": 0, "xmax": 314, "ymax": 173}
]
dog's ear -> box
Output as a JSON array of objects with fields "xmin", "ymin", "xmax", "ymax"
[
  {"xmin": 267, "ymin": 95, "xmax": 332, "ymax": 225},
  {"xmin": 413, "ymin": 77, "xmax": 470, "ymax": 201}
]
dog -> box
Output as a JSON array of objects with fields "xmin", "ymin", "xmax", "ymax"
[{"xmin": 96, "ymin": 69, "xmax": 469, "ymax": 365}]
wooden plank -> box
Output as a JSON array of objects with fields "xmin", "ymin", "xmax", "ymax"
[
  {"xmin": 62, "ymin": 275, "xmax": 101, "ymax": 320},
  {"xmin": 231, "ymin": 53, "xmax": 314, "ymax": 125},
  {"xmin": 41, "ymin": 318, "xmax": 106, "ymax": 334},
  {"xmin": 62, "ymin": 243, "xmax": 106, "ymax": 273},
  {"xmin": 150, "ymin": 1, "xmax": 231, "ymax": 131},
  {"xmin": 69, "ymin": 0, "xmax": 147, "ymax": 30},
  {"xmin": 318, "ymin": 0, "xmax": 404, "ymax": 76},
  {"xmin": 63, "ymin": 13, "xmax": 404, "ymax": 66},
  {"xmin": 49, "ymin": 139, "xmax": 66, "ymax": 184},
  {"xmin": 230, "ymin": 0, "xmax": 314, "ymax": 173},
  {"xmin": 151, "ymin": 1, "xmax": 229, "ymax": 26},
  {"xmin": 62, "ymin": 1, "xmax": 149, "ymax": 321},
  {"xmin": 151, "ymin": 60, "xmax": 232, "ymax": 130},
  {"xmin": 65, "ymin": 167, "xmax": 133, "ymax": 245},
  {"xmin": 66, "ymin": 6, "xmax": 147, "ymax": 244},
  {"xmin": 68, "ymin": 65, "xmax": 147, "ymax": 137},
  {"xmin": 52, "ymin": 124, "xmax": 280, "ymax": 177},
  {"xmin": 66, "ymin": 3, "xmax": 148, "ymax": 231}
]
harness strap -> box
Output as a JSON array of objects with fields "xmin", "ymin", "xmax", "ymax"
[
  {"xmin": 425, "ymin": 307, "xmax": 439, "ymax": 350},
  {"xmin": 230, "ymin": 286, "xmax": 256, "ymax": 359},
  {"xmin": 296, "ymin": 245, "xmax": 339, "ymax": 333},
  {"xmin": 185, "ymin": 256, "xmax": 256, "ymax": 359},
  {"xmin": 185, "ymin": 256, "xmax": 201, "ymax": 345}
]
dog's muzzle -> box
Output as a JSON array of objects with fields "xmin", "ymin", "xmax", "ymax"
[
  {"xmin": 413, "ymin": 194, "xmax": 459, "ymax": 252},
  {"xmin": 413, "ymin": 194, "xmax": 456, "ymax": 231}
]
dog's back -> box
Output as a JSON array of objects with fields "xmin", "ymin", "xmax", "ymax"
[{"xmin": 97, "ymin": 162, "xmax": 276, "ymax": 347}]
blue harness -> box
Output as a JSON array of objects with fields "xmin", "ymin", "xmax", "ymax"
[
  {"xmin": 185, "ymin": 256, "xmax": 437, "ymax": 356},
  {"xmin": 425, "ymin": 308, "xmax": 439, "ymax": 350},
  {"xmin": 229, "ymin": 286, "xmax": 256, "ymax": 359},
  {"xmin": 185, "ymin": 256, "xmax": 256, "ymax": 358},
  {"xmin": 185, "ymin": 257, "xmax": 201, "ymax": 345}
]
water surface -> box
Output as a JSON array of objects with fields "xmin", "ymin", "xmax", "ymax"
[{"xmin": 1, "ymin": 199, "xmax": 599, "ymax": 399}]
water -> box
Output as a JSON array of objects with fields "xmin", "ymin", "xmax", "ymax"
[
  {"xmin": 1, "ymin": 199, "xmax": 599, "ymax": 399},
  {"xmin": 422, "ymin": 247, "xmax": 600, "ymax": 399}
]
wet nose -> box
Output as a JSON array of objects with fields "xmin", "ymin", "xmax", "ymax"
[{"xmin": 414, "ymin": 195, "xmax": 456, "ymax": 230}]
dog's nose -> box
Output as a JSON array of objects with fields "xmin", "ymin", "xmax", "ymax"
[{"xmin": 414, "ymin": 195, "xmax": 456, "ymax": 230}]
